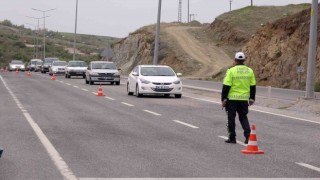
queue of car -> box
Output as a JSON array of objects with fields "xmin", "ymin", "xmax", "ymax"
[{"xmin": 7, "ymin": 58, "xmax": 183, "ymax": 98}]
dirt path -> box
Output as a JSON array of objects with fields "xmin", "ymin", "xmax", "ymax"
[{"xmin": 165, "ymin": 26, "xmax": 233, "ymax": 78}]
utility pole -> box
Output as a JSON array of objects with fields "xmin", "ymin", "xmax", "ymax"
[
  {"xmin": 153, "ymin": 0, "xmax": 162, "ymax": 65},
  {"xmin": 32, "ymin": 8, "xmax": 56, "ymax": 60},
  {"xmin": 188, "ymin": 0, "xmax": 190, "ymax": 23},
  {"xmin": 305, "ymin": 0, "xmax": 318, "ymax": 99},
  {"xmin": 178, "ymin": 0, "xmax": 182, "ymax": 22},
  {"xmin": 251, "ymin": 0, "xmax": 253, "ymax": 6},
  {"xmin": 230, "ymin": 0, "xmax": 232, "ymax": 12},
  {"xmin": 26, "ymin": 16, "xmax": 47, "ymax": 59},
  {"xmin": 73, "ymin": 0, "xmax": 79, "ymax": 61}
]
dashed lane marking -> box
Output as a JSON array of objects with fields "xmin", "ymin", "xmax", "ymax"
[
  {"xmin": 73, "ymin": 85, "xmax": 79, "ymax": 88},
  {"xmin": 0, "ymin": 75, "xmax": 77, "ymax": 180},
  {"xmin": 66, "ymin": 83, "xmax": 71, "ymax": 85},
  {"xmin": 218, "ymin": 136, "xmax": 246, "ymax": 147},
  {"xmin": 105, "ymin": 97, "xmax": 115, "ymax": 100},
  {"xmin": 296, "ymin": 162, "xmax": 320, "ymax": 173},
  {"xmin": 173, "ymin": 120, "xmax": 199, "ymax": 129},
  {"xmin": 143, "ymin": 110, "xmax": 161, "ymax": 116},
  {"xmin": 82, "ymin": 89, "xmax": 89, "ymax": 92},
  {"xmin": 121, "ymin": 102, "xmax": 134, "ymax": 107}
]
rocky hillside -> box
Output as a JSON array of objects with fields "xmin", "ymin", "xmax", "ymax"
[
  {"xmin": 112, "ymin": 24, "xmax": 198, "ymax": 75},
  {"xmin": 244, "ymin": 6, "xmax": 320, "ymax": 89}
]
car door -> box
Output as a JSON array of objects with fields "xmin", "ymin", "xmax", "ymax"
[{"xmin": 129, "ymin": 66, "xmax": 139, "ymax": 91}]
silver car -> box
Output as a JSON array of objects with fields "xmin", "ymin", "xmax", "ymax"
[
  {"xmin": 65, "ymin": 61, "xmax": 87, "ymax": 79},
  {"xmin": 85, "ymin": 61, "xmax": 120, "ymax": 85},
  {"xmin": 9, "ymin": 60, "xmax": 25, "ymax": 71},
  {"xmin": 49, "ymin": 61, "xmax": 67, "ymax": 76}
]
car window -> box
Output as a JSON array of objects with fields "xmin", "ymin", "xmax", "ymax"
[
  {"xmin": 44, "ymin": 58, "xmax": 59, "ymax": 64},
  {"xmin": 140, "ymin": 67, "xmax": 175, "ymax": 76},
  {"xmin": 92, "ymin": 63, "xmax": 116, "ymax": 69},
  {"xmin": 69, "ymin": 61, "xmax": 87, "ymax": 67},
  {"xmin": 52, "ymin": 61, "xmax": 67, "ymax": 66},
  {"xmin": 11, "ymin": 60, "xmax": 23, "ymax": 64}
]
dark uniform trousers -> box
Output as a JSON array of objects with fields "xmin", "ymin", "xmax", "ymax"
[{"xmin": 226, "ymin": 100, "xmax": 251, "ymax": 140}]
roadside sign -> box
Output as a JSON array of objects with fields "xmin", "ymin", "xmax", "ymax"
[{"xmin": 297, "ymin": 66, "xmax": 304, "ymax": 73}]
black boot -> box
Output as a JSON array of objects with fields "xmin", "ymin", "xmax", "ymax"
[
  {"xmin": 244, "ymin": 138, "xmax": 249, "ymax": 144},
  {"xmin": 225, "ymin": 139, "xmax": 237, "ymax": 144}
]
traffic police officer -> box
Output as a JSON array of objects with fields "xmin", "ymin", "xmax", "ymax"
[{"xmin": 221, "ymin": 52, "xmax": 256, "ymax": 144}]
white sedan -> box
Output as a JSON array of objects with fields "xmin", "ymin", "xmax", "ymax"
[{"xmin": 127, "ymin": 65, "xmax": 182, "ymax": 98}]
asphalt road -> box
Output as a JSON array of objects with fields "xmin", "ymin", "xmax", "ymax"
[
  {"xmin": 181, "ymin": 79, "xmax": 320, "ymax": 101},
  {"xmin": 0, "ymin": 71, "xmax": 319, "ymax": 180}
]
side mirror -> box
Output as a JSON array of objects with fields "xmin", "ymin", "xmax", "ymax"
[
  {"xmin": 132, "ymin": 72, "xmax": 138, "ymax": 76},
  {"xmin": 176, "ymin": 73, "xmax": 182, "ymax": 76}
]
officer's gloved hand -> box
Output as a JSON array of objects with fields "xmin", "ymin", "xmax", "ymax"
[{"xmin": 249, "ymin": 99, "xmax": 255, "ymax": 106}]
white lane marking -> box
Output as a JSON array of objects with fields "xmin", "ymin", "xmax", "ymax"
[
  {"xmin": 66, "ymin": 83, "xmax": 71, "ymax": 85},
  {"xmin": 59, "ymin": 81, "xmax": 64, "ymax": 84},
  {"xmin": 218, "ymin": 136, "xmax": 246, "ymax": 147},
  {"xmin": 0, "ymin": 76, "xmax": 77, "ymax": 180},
  {"xmin": 105, "ymin": 97, "xmax": 115, "ymax": 101},
  {"xmin": 296, "ymin": 162, "xmax": 320, "ymax": 173},
  {"xmin": 184, "ymin": 95, "xmax": 320, "ymax": 125},
  {"xmin": 121, "ymin": 102, "xmax": 134, "ymax": 107},
  {"xmin": 73, "ymin": 85, "xmax": 79, "ymax": 88},
  {"xmin": 92, "ymin": 92, "xmax": 97, "ymax": 95},
  {"xmin": 82, "ymin": 88, "xmax": 89, "ymax": 92},
  {"xmin": 173, "ymin": 120, "xmax": 199, "ymax": 129},
  {"xmin": 143, "ymin": 110, "xmax": 161, "ymax": 116}
]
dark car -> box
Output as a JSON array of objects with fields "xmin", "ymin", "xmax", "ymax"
[{"xmin": 41, "ymin": 57, "xmax": 59, "ymax": 73}]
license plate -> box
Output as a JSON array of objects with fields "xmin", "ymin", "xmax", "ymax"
[
  {"xmin": 76, "ymin": 72, "xmax": 83, "ymax": 74},
  {"xmin": 156, "ymin": 86, "xmax": 169, "ymax": 89}
]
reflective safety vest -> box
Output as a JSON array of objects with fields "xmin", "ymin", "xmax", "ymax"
[{"xmin": 223, "ymin": 65, "xmax": 256, "ymax": 101}]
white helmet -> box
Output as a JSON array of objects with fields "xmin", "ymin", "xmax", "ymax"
[{"xmin": 235, "ymin": 52, "xmax": 245, "ymax": 60}]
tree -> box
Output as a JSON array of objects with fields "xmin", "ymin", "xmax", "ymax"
[{"xmin": 0, "ymin": 19, "xmax": 13, "ymax": 27}]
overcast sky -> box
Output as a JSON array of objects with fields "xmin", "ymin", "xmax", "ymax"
[{"xmin": 0, "ymin": 0, "xmax": 312, "ymax": 38}]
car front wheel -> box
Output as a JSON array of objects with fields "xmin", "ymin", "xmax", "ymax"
[
  {"xmin": 175, "ymin": 94, "xmax": 182, "ymax": 98},
  {"xmin": 135, "ymin": 84, "xmax": 142, "ymax": 97},
  {"xmin": 127, "ymin": 83, "xmax": 133, "ymax": 95}
]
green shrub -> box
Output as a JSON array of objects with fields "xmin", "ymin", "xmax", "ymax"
[{"xmin": 315, "ymin": 81, "xmax": 320, "ymax": 92}]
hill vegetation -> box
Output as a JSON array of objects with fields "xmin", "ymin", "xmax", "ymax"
[{"xmin": 0, "ymin": 20, "xmax": 119, "ymax": 67}]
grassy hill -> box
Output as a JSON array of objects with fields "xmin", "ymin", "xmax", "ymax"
[{"xmin": 0, "ymin": 20, "xmax": 119, "ymax": 67}]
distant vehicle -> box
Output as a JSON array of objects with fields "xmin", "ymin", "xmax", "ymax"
[
  {"xmin": 65, "ymin": 61, "xmax": 87, "ymax": 79},
  {"xmin": 34, "ymin": 60, "xmax": 43, "ymax": 72},
  {"xmin": 127, "ymin": 65, "xmax": 182, "ymax": 98},
  {"xmin": 27, "ymin": 59, "xmax": 42, "ymax": 71},
  {"xmin": 8, "ymin": 60, "xmax": 25, "ymax": 72},
  {"xmin": 41, "ymin": 57, "xmax": 59, "ymax": 73},
  {"xmin": 85, "ymin": 61, "xmax": 120, "ymax": 85},
  {"xmin": 49, "ymin": 61, "xmax": 67, "ymax": 76}
]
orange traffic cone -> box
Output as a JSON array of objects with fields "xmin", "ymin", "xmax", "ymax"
[
  {"xmin": 96, "ymin": 84, "xmax": 105, "ymax": 96},
  {"xmin": 27, "ymin": 70, "xmax": 31, "ymax": 76},
  {"xmin": 241, "ymin": 124, "xmax": 264, "ymax": 154},
  {"xmin": 51, "ymin": 74, "xmax": 56, "ymax": 80},
  {"xmin": 15, "ymin": 68, "xmax": 19, "ymax": 74}
]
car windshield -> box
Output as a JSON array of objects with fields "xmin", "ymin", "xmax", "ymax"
[
  {"xmin": 69, "ymin": 61, "xmax": 87, "ymax": 67},
  {"xmin": 52, "ymin": 61, "xmax": 67, "ymax": 66},
  {"xmin": 140, "ymin": 67, "xmax": 176, "ymax": 76},
  {"xmin": 92, "ymin": 63, "xmax": 116, "ymax": 69},
  {"xmin": 44, "ymin": 58, "xmax": 59, "ymax": 64},
  {"xmin": 11, "ymin": 60, "xmax": 23, "ymax": 64},
  {"xmin": 31, "ymin": 60, "xmax": 41, "ymax": 65}
]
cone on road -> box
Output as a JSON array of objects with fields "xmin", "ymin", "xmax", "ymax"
[
  {"xmin": 51, "ymin": 74, "xmax": 56, "ymax": 80},
  {"xmin": 27, "ymin": 70, "xmax": 31, "ymax": 76},
  {"xmin": 241, "ymin": 124, "xmax": 264, "ymax": 154},
  {"xmin": 15, "ymin": 68, "xmax": 19, "ymax": 74},
  {"xmin": 96, "ymin": 84, "xmax": 105, "ymax": 96}
]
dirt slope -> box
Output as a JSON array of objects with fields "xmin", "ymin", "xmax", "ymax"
[{"xmin": 165, "ymin": 26, "xmax": 232, "ymax": 79}]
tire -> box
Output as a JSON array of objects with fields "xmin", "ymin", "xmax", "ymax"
[
  {"xmin": 110, "ymin": 82, "xmax": 115, "ymax": 85},
  {"xmin": 175, "ymin": 94, "xmax": 182, "ymax": 98},
  {"xmin": 83, "ymin": 75, "xmax": 86, "ymax": 79},
  {"xmin": 127, "ymin": 83, "xmax": 133, "ymax": 95},
  {"xmin": 85, "ymin": 77, "xmax": 89, "ymax": 84},
  {"xmin": 135, "ymin": 84, "xmax": 142, "ymax": 97},
  {"xmin": 67, "ymin": 74, "xmax": 71, "ymax": 78},
  {"xmin": 164, "ymin": 94, "xmax": 170, "ymax": 98},
  {"xmin": 89, "ymin": 77, "xmax": 94, "ymax": 85},
  {"xmin": 115, "ymin": 81, "xmax": 120, "ymax": 85}
]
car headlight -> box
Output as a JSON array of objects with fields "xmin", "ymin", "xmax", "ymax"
[
  {"xmin": 173, "ymin": 79, "xmax": 181, "ymax": 84},
  {"xmin": 21, "ymin": 65, "xmax": 25, "ymax": 68},
  {"xmin": 140, "ymin": 78, "xmax": 151, "ymax": 84}
]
